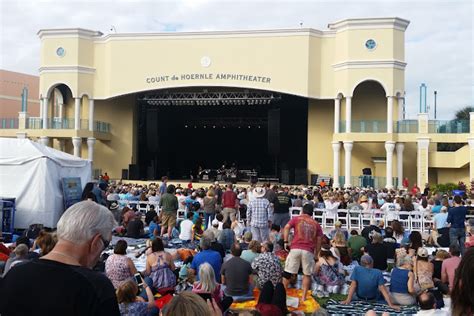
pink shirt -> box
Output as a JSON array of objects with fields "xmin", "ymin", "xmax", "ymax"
[{"xmin": 441, "ymin": 256, "xmax": 461, "ymax": 290}]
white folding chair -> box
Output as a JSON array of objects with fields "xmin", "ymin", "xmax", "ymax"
[
  {"xmin": 313, "ymin": 208, "xmax": 325, "ymax": 225},
  {"xmin": 348, "ymin": 209, "xmax": 362, "ymax": 230},
  {"xmin": 397, "ymin": 211, "xmax": 411, "ymax": 231},
  {"xmin": 289, "ymin": 207, "xmax": 302, "ymax": 219},
  {"xmin": 410, "ymin": 211, "xmax": 423, "ymax": 232},
  {"xmin": 336, "ymin": 209, "xmax": 349, "ymax": 230},
  {"xmin": 137, "ymin": 201, "xmax": 149, "ymax": 213},
  {"xmin": 423, "ymin": 216, "xmax": 434, "ymax": 234},
  {"xmin": 324, "ymin": 209, "xmax": 336, "ymax": 229},
  {"xmin": 177, "ymin": 209, "xmax": 186, "ymax": 221},
  {"xmin": 361, "ymin": 210, "xmax": 372, "ymax": 227}
]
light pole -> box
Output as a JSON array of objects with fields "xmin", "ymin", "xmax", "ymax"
[{"xmin": 434, "ymin": 91, "xmax": 437, "ymax": 119}]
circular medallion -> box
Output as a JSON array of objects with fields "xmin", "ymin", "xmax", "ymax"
[
  {"xmin": 365, "ymin": 39, "xmax": 377, "ymax": 50},
  {"xmin": 200, "ymin": 56, "xmax": 211, "ymax": 68},
  {"xmin": 56, "ymin": 47, "xmax": 66, "ymax": 57}
]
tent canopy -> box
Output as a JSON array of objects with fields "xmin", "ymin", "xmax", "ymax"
[{"xmin": 0, "ymin": 138, "xmax": 91, "ymax": 229}]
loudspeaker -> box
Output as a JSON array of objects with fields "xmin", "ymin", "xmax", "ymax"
[
  {"xmin": 295, "ymin": 168, "xmax": 308, "ymax": 185},
  {"xmin": 267, "ymin": 109, "xmax": 280, "ymax": 155},
  {"xmin": 146, "ymin": 109, "xmax": 159, "ymax": 152},
  {"xmin": 129, "ymin": 164, "xmax": 139, "ymax": 180},
  {"xmin": 121, "ymin": 169, "xmax": 129, "ymax": 180},
  {"xmin": 311, "ymin": 174, "xmax": 319, "ymax": 186},
  {"xmin": 281, "ymin": 169, "xmax": 290, "ymax": 184},
  {"xmin": 362, "ymin": 168, "xmax": 372, "ymax": 175}
]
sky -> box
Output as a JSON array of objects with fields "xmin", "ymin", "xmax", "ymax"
[{"xmin": 0, "ymin": 0, "xmax": 472, "ymax": 119}]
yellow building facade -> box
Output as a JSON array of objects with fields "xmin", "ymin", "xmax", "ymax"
[{"xmin": 2, "ymin": 17, "xmax": 473, "ymax": 187}]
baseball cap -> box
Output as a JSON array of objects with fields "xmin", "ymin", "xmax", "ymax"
[{"xmin": 417, "ymin": 247, "xmax": 429, "ymax": 258}]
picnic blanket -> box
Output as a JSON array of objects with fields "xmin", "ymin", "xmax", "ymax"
[
  {"xmin": 230, "ymin": 288, "xmax": 320, "ymax": 314},
  {"xmin": 324, "ymin": 299, "xmax": 419, "ymax": 315}
]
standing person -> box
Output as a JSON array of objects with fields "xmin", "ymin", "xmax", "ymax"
[
  {"xmin": 447, "ymin": 195, "xmax": 468, "ymax": 255},
  {"xmin": 0, "ymin": 201, "xmax": 119, "ymax": 316},
  {"xmin": 203, "ymin": 189, "xmax": 217, "ymax": 229},
  {"xmin": 282, "ymin": 203, "xmax": 323, "ymax": 301},
  {"xmin": 450, "ymin": 247, "xmax": 474, "ymax": 316},
  {"xmin": 246, "ymin": 186, "xmax": 273, "ymax": 242},
  {"xmin": 159, "ymin": 176, "xmax": 168, "ymax": 195},
  {"xmin": 274, "ymin": 188, "xmax": 292, "ymax": 228},
  {"xmin": 222, "ymin": 184, "xmax": 238, "ymax": 223},
  {"xmin": 159, "ymin": 184, "xmax": 178, "ymax": 238}
]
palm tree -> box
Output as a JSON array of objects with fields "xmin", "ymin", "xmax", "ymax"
[{"xmin": 437, "ymin": 105, "xmax": 472, "ymax": 151}]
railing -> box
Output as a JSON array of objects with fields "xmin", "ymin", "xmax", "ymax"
[
  {"xmin": 428, "ymin": 120, "xmax": 469, "ymax": 134},
  {"xmin": 395, "ymin": 120, "xmax": 418, "ymax": 133},
  {"xmin": 338, "ymin": 176, "xmax": 398, "ymax": 189},
  {"xmin": 94, "ymin": 121, "xmax": 111, "ymax": 133},
  {"xmin": 352, "ymin": 120, "xmax": 387, "ymax": 133},
  {"xmin": 24, "ymin": 117, "xmax": 110, "ymax": 133},
  {"xmin": 0, "ymin": 118, "xmax": 19, "ymax": 129}
]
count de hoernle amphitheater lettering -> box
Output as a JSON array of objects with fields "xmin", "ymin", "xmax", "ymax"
[{"xmin": 146, "ymin": 73, "xmax": 272, "ymax": 84}]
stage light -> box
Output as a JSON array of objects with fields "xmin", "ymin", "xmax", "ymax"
[
  {"xmin": 213, "ymin": 125, "xmax": 216, "ymax": 128},
  {"xmin": 248, "ymin": 126, "xmax": 251, "ymax": 128},
  {"xmin": 185, "ymin": 125, "xmax": 188, "ymax": 128}
]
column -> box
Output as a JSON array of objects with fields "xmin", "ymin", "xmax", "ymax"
[
  {"xmin": 334, "ymin": 98, "xmax": 340, "ymax": 133},
  {"xmin": 72, "ymin": 137, "xmax": 82, "ymax": 157},
  {"xmin": 385, "ymin": 141, "xmax": 396, "ymax": 188},
  {"xmin": 417, "ymin": 138, "xmax": 430, "ymax": 187},
  {"xmin": 468, "ymin": 138, "xmax": 474, "ymax": 182},
  {"xmin": 396, "ymin": 143, "xmax": 405, "ymax": 189},
  {"xmin": 397, "ymin": 96, "xmax": 404, "ymax": 120},
  {"xmin": 345, "ymin": 97, "xmax": 352, "ymax": 133},
  {"xmin": 88, "ymin": 99, "xmax": 94, "ymax": 132},
  {"xmin": 87, "ymin": 137, "xmax": 96, "ymax": 161},
  {"xmin": 58, "ymin": 139, "xmax": 66, "ymax": 152},
  {"xmin": 39, "ymin": 98, "xmax": 44, "ymax": 119},
  {"xmin": 387, "ymin": 96, "xmax": 394, "ymax": 133},
  {"xmin": 74, "ymin": 97, "xmax": 81, "ymax": 131},
  {"xmin": 332, "ymin": 141, "xmax": 341, "ymax": 188},
  {"xmin": 42, "ymin": 97, "xmax": 49, "ymax": 129},
  {"xmin": 343, "ymin": 141, "xmax": 353, "ymax": 188},
  {"xmin": 39, "ymin": 136, "xmax": 49, "ymax": 147},
  {"xmin": 18, "ymin": 111, "xmax": 28, "ymax": 129},
  {"xmin": 16, "ymin": 132, "xmax": 27, "ymax": 139},
  {"xmin": 58, "ymin": 101, "xmax": 64, "ymax": 120}
]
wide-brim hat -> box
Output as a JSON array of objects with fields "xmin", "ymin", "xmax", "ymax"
[
  {"xmin": 109, "ymin": 202, "xmax": 119, "ymax": 210},
  {"xmin": 360, "ymin": 195, "xmax": 368, "ymax": 202},
  {"xmin": 254, "ymin": 186, "xmax": 266, "ymax": 198}
]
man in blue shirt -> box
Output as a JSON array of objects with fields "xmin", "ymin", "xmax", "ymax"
[
  {"xmin": 447, "ymin": 195, "xmax": 468, "ymax": 255},
  {"xmin": 189, "ymin": 234, "xmax": 222, "ymax": 282},
  {"xmin": 342, "ymin": 255, "xmax": 398, "ymax": 310}
]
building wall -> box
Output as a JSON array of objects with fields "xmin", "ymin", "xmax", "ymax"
[{"xmin": 0, "ymin": 69, "xmax": 40, "ymax": 117}]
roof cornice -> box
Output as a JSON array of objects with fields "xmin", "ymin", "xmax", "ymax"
[{"xmin": 328, "ymin": 17, "xmax": 410, "ymax": 32}]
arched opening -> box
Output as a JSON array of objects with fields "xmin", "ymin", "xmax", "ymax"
[
  {"xmin": 135, "ymin": 86, "xmax": 308, "ymax": 182},
  {"xmin": 45, "ymin": 84, "xmax": 74, "ymax": 128},
  {"xmin": 351, "ymin": 80, "xmax": 387, "ymax": 132}
]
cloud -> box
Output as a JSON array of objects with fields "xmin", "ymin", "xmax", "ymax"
[{"xmin": 0, "ymin": 0, "xmax": 472, "ymax": 119}]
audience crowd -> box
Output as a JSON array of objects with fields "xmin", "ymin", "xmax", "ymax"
[{"xmin": 1, "ymin": 177, "xmax": 474, "ymax": 316}]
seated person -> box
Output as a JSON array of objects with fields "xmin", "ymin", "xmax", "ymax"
[
  {"xmin": 220, "ymin": 243, "xmax": 253, "ymax": 301},
  {"xmin": 144, "ymin": 205, "xmax": 158, "ymax": 226},
  {"xmin": 239, "ymin": 231, "xmax": 253, "ymax": 250},
  {"xmin": 2, "ymin": 244, "xmax": 29, "ymax": 277},
  {"xmin": 313, "ymin": 244, "xmax": 345, "ymax": 297},
  {"xmin": 348, "ymin": 230, "xmax": 367, "ymax": 262},
  {"xmin": 116, "ymin": 279, "xmax": 158, "ymax": 316},
  {"xmin": 251, "ymin": 242, "xmax": 282, "ymax": 288},
  {"xmin": 192, "ymin": 262, "xmax": 233, "ymax": 311},
  {"xmin": 256, "ymin": 281, "xmax": 287, "ymax": 316},
  {"xmin": 148, "ymin": 216, "xmax": 160, "ymax": 240},
  {"xmin": 329, "ymin": 221, "xmax": 349, "ymax": 240},
  {"xmin": 365, "ymin": 232, "xmax": 388, "ymax": 271},
  {"xmin": 415, "ymin": 292, "xmax": 449, "ymax": 316},
  {"xmin": 179, "ymin": 212, "xmax": 194, "ymax": 242},
  {"xmin": 105, "ymin": 240, "xmax": 138, "ymax": 289},
  {"xmin": 144, "ymin": 238, "xmax": 176, "ymax": 294},
  {"xmin": 241, "ymin": 240, "xmax": 261, "ymax": 264},
  {"xmin": 389, "ymin": 255, "xmax": 416, "ymax": 305},
  {"xmin": 125, "ymin": 217, "xmax": 145, "ymax": 239},
  {"xmin": 383, "ymin": 227, "xmax": 397, "ymax": 265},
  {"xmin": 191, "ymin": 217, "xmax": 204, "ymax": 241},
  {"xmin": 342, "ymin": 255, "xmax": 398, "ymax": 310},
  {"xmin": 218, "ymin": 220, "xmax": 235, "ymax": 252},
  {"xmin": 189, "ymin": 234, "xmax": 222, "ymax": 282}
]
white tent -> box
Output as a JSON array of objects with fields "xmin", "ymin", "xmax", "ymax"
[{"xmin": 0, "ymin": 138, "xmax": 91, "ymax": 228}]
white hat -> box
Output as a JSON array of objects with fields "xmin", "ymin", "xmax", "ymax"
[
  {"xmin": 254, "ymin": 186, "xmax": 266, "ymax": 198},
  {"xmin": 212, "ymin": 219, "xmax": 219, "ymax": 226}
]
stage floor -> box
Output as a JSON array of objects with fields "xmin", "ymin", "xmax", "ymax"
[{"xmin": 119, "ymin": 179, "xmax": 280, "ymax": 189}]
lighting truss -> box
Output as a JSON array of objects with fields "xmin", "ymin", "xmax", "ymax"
[{"xmin": 138, "ymin": 89, "xmax": 281, "ymax": 106}]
